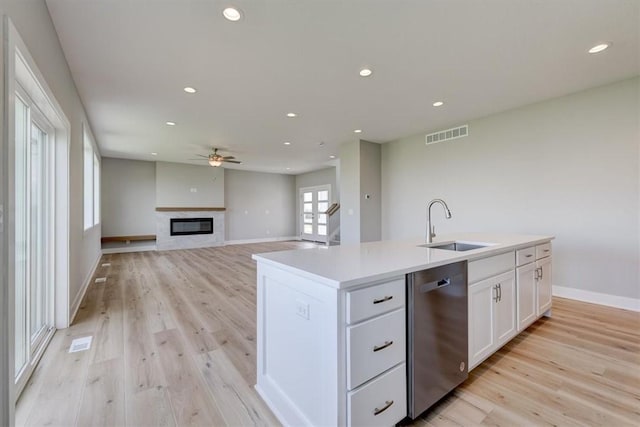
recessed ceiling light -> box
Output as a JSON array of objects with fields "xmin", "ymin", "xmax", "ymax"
[
  {"xmin": 151, "ymin": 152, "xmax": 158, "ymax": 156},
  {"xmin": 183, "ymin": 87, "xmax": 197, "ymax": 94},
  {"xmin": 329, "ymin": 155, "xmax": 336, "ymax": 159},
  {"xmin": 359, "ymin": 68, "xmax": 373, "ymax": 77},
  {"xmin": 588, "ymin": 43, "xmax": 610, "ymax": 54},
  {"xmin": 166, "ymin": 121, "xmax": 176, "ymax": 126},
  {"xmin": 286, "ymin": 167, "xmax": 291, "ymax": 170},
  {"xmin": 354, "ymin": 129, "xmax": 362, "ymax": 134},
  {"xmin": 223, "ymin": 7, "xmax": 242, "ymax": 21},
  {"xmin": 283, "ymin": 141, "xmax": 291, "ymax": 145},
  {"xmin": 432, "ymin": 101, "xmax": 444, "ymax": 107},
  {"xmin": 286, "ymin": 112, "xmax": 297, "ymax": 118}
]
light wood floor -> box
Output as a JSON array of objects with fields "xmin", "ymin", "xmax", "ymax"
[{"xmin": 16, "ymin": 242, "xmax": 640, "ymax": 426}]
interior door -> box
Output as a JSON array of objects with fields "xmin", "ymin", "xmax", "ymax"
[{"xmin": 300, "ymin": 185, "xmax": 330, "ymax": 243}]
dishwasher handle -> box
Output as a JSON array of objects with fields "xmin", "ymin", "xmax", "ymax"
[{"xmin": 419, "ymin": 277, "xmax": 451, "ymax": 293}]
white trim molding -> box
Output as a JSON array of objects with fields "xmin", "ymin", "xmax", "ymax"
[
  {"xmin": 553, "ymin": 285, "xmax": 640, "ymax": 312},
  {"xmin": 69, "ymin": 251, "xmax": 102, "ymax": 324},
  {"xmin": 225, "ymin": 236, "xmax": 300, "ymax": 246}
]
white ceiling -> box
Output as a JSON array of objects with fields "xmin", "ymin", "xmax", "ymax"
[{"xmin": 46, "ymin": 0, "xmax": 639, "ymax": 174}]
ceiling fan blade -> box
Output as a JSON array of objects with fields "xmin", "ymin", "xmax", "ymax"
[
  {"xmin": 188, "ymin": 158, "xmax": 208, "ymax": 161},
  {"xmin": 223, "ymin": 160, "xmax": 242, "ymax": 164},
  {"xmin": 194, "ymin": 154, "xmax": 210, "ymax": 158},
  {"xmin": 221, "ymin": 156, "xmax": 235, "ymax": 160}
]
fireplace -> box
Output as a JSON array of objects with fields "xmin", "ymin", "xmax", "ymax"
[{"xmin": 170, "ymin": 217, "xmax": 213, "ymax": 236}]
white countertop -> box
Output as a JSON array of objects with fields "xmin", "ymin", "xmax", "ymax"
[{"xmin": 252, "ymin": 233, "xmax": 554, "ymax": 289}]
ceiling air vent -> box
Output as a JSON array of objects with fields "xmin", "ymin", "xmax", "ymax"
[{"xmin": 425, "ymin": 124, "xmax": 468, "ymax": 145}]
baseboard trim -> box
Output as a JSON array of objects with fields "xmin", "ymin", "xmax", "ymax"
[
  {"xmin": 69, "ymin": 251, "xmax": 102, "ymax": 324},
  {"xmin": 553, "ymin": 285, "xmax": 640, "ymax": 312},
  {"xmin": 101, "ymin": 245, "xmax": 157, "ymax": 254},
  {"xmin": 225, "ymin": 236, "xmax": 299, "ymax": 245}
]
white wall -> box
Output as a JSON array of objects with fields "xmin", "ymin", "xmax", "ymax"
[
  {"xmin": 339, "ymin": 140, "xmax": 382, "ymax": 244},
  {"xmin": 382, "ymin": 77, "xmax": 639, "ymax": 300},
  {"xmin": 339, "ymin": 140, "xmax": 361, "ymax": 244},
  {"xmin": 225, "ymin": 169, "xmax": 296, "ymax": 241},
  {"xmin": 360, "ymin": 141, "xmax": 381, "ymax": 242},
  {"xmin": 101, "ymin": 157, "xmax": 156, "ymax": 236},
  {"xmin": 0, "ymin": 0, "xmax": 102, "ymax": 320},
  {"xmin": 155, "ymin": 161, "xmax": 224, "ymax": 208}
]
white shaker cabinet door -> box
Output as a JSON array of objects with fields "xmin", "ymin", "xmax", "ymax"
[
  {"xmin": 516, "ymin": 262, "xmax": 537, "ymax": 331},
  {"xmin": 494, "ymin": 271, "xmax": 517, "ymax": 347},
  {"xmin": 537, "ymin": 256, "xmax": 552, "ymax": 315},
  {"xmin": 469, "ymin": 278, "xmax": 495, "ymax": 369}
]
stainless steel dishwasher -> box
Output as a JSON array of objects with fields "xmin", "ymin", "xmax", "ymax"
[{"xmin": 407, "ymin": 261, "xmax": 468, "ymax": 418}]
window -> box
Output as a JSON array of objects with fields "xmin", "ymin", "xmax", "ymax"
[{"xmin": 83, "ymin": 126, "xmax": 100, "ymax": 230}]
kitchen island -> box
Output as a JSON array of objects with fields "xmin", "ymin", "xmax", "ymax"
[{"xmin": 252, "ymin": 233, "xmax": 554, "ymax": 426}]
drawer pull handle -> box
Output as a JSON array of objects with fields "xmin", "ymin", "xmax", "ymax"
[
  {"xmin": 373, "ymin": 295, "xmax": 393, "ymax": 304},
  {"xmin": 543, "ymin": 249, "xmax": 550, "ymax": 252},
  {"xmin": 373, "ymin": 340, "xmax": 393, "ymax": 352},
  {"xmin": 525, "ymin": 254, "xmax": 533, "ymax": 258},
  {"xmin": 373, "ymin": 400, "xmax": 394, "ymax": 416}
]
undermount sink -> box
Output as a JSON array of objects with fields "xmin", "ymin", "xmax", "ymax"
[{"xmin": 418, "ymin": 241, "xmax": 494, "ymax": 251}]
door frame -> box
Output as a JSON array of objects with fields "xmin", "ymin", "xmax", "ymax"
[
  {"xmin": 299, "ymin": 184, "xmax": 331, "ymax": 243},
  {"xmin": 4, "ymin": 17, "xmax": 71, "ymax": 407}
]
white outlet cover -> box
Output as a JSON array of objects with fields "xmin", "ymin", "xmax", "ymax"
[
  {"xmin": 296, "ymin": 299, "xmax": 310, "ymax": 320},
  {"xmin": 95, "ymin": 277, "xmax": 107, "ymax": 283},
  {"xmin": 101, "ymin": 263, "xmax": 111, "ymax": 267}
]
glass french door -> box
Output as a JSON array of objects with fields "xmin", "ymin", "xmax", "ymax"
[
  {"xmin": 14, "ymin": 87, "xmax": 55, "ymax": 393},
  {"xmin": 300, "ymin": 185, "xmax": 331, "ymax": 243}
]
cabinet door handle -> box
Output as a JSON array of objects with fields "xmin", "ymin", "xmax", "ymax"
[
  {"xmin": 534, "ymin": 267, "xmax": 540, "ymax": 280},
  {"xmin": 373, "ymin": 400, "xmax": 394, "ymax": 416},
  {"xmin": 373, "ymin": 295, "xmax": 393, "ymax": 304},
  {"xmin": 493, "ymin": 285, "xmax": 498, "ymax": 303},
  {"xmin": 373, "ymin": 340, "xmax": 393, "ymax": 352},
  {"xmin": 498, "ymin": 283, "xmax": 502, "ymax": 302},
  {"xmin": 539, "ymin": 267, "xmax": 543, "ymax": 279}
]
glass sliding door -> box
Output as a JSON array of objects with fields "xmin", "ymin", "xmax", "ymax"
[{"xmin": 14, "ymin": 88, "xmax": 55, "ymax": 393}]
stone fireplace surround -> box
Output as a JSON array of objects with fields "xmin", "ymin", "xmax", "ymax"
[{"xmin": 156, "ymin": 207, "xmax": 225, "ymax": 251}]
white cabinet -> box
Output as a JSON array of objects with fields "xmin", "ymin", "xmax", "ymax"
[
  {"xmin": 516, "ymin": 262, "xmax": 537, "ymax": 330},
  {"xmin": 347, "ymin": 309, "xmax": 405, "ymax": 390},
  {"xmin": 469, "ymin": 269, "xmax": 516, "ymax": 369},
  {"xmin": 516, "ymin": 243, "xmax": 553, "ymax": 331},
  {"xmin": 347, "ymin": 363, "xmax": 407, "ymax": 427},
  {"xmin": 536, "ymin": 255, "xmax": 552, "ymax": 315}
]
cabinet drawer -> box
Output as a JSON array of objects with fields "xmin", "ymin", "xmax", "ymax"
[
  {"xmin": 348, "ymin": 363, "xmax": 406, "ymax": 427},
  {"xmin": 536, "ymin": 242, "xmax": 552, "ymax": 259},
  {"xmin": 516, "ymin": 246, "xmax": 536, "ymax": 266},
  {"xmin": 347, "ymin": 309, "xmax": 405, "ymax": 390},
  {"xmin": 347, "ymin": 278, "xmax": 405, "ymax": 324},
  {"xmin": 468, "ymin": 252, "xmax": 515, "ymax": 284}
]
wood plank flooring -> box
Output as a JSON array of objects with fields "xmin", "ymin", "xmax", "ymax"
[{"xmin": 16, "ymin": 242, "xmax": 640, "ymax": 426}]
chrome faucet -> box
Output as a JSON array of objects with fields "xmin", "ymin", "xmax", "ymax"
[{"xmin": 426, "ymin": 199, "xmax": 452, "ymax": 243}]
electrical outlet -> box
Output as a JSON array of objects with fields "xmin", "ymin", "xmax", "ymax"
[{"xmin": 295, "ymin": 299, "xmax": 310, "ymax": 320}]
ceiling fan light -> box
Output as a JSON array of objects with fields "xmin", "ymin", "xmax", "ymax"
[{"xmin": 209, "ymin": 158, "xmax": 223, "ymax": 167}]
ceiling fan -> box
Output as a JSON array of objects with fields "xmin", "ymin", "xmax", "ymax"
[{"xmin": 191, "ymin": 148, "xmax": 242, "ymax": 167}]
